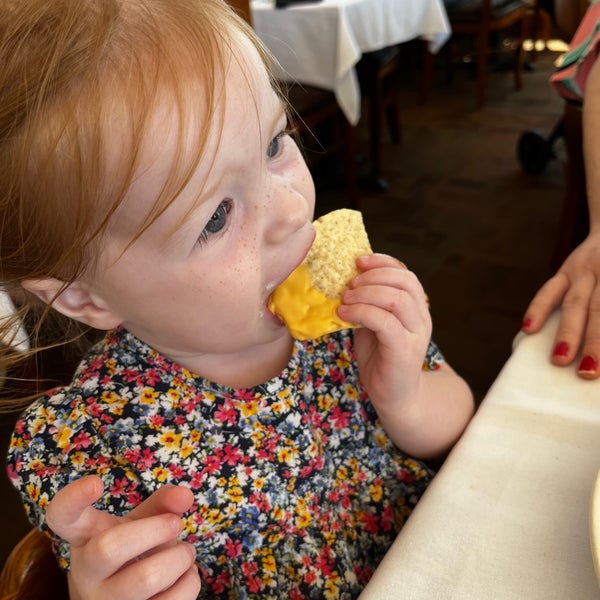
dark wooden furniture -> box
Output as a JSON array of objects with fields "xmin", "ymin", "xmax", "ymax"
[{"xmin": 422, "ymin": 0, "xmax": 529, "ymax": 109}]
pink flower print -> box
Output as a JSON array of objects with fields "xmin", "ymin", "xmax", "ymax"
[
  {"xmin": 72, "ymin": 431, "xmax": 93, "ymax": 451},
  {"xmin": 213, "ymin": 403, "xmax": 237, "ymax": 426},
  {"xmin": 329, "ymin": 406, "xmax": 350, "ymax": 429}
]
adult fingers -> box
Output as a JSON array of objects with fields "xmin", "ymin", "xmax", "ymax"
[
  {"xmin": 46, "ymin": 475, "xmax": 118, "ymax": 547},
  {"xmin": 577, "ymin": 284, "xmax": 600, "ymax": 379},
  {"xmin": 549, "ymin": 273, "xmax": 596, "ymax": 366},
  {"xmin": 523, "ymin": 273, "xmax": 569, "ymax": 334}
]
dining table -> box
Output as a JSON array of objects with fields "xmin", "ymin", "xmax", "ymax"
[
  {"xmin": 358, "ymin": 311, "xmax": 600, "ymax": 599},
  {"xmin": 250, "ymin": 0, "xmax": 451, "ymax": 125}
]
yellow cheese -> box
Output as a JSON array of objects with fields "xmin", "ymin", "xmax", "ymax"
[
  {"xmin": 268, "ymin": 209, "xmax": 372, "ymax": 340},
  {"xmin": 268, "ymin": 263, "xmax": 355, "ymax": 340}
]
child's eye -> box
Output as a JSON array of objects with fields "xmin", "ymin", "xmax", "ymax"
[
  {"xmin": 198, "ymin": 199, "xmax": 232, "ymax": 246},
  {"xmin": 267, "ymin": 131, "xmax": 286, "ymax": 159}
]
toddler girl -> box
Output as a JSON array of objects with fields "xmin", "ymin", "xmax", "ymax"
[{"xmin": 1, "ymin": 0, "xmax": 474, "ymax": 598}]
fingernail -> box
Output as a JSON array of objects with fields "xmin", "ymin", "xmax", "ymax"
[
  {"xmin": 578, "ymin": 355, "xmax": 598, "ymax": 374},
  {"xmin": 552, "ymin": 341, "xmax": 569, "ymax": 358},
  {"xmin": 521, "ymin": 317, "xmax": 532, "ymax": 331}
]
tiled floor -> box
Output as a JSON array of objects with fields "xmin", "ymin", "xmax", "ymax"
[{"xmin": 0, "ymin": 46, "xmax": 570, "ymax": 568}]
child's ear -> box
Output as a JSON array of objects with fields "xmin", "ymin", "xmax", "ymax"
[{"xmin": 21, "ymin": 278, "xmax": 122, "ymax": 330}]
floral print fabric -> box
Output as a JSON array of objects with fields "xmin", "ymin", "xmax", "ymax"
[{"xmin": 8, "ymin": 328, "xmax": 443, "ymax": 599}]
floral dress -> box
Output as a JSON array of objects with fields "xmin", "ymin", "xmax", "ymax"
[{"xmin": 8, "ymin": 327, "xmax": 443, "ymax": 599}]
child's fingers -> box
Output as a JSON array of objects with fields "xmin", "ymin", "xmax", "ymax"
[
  {"xmin": 46, "ymin": 475, "xmax": 117, "ymax": 547},
  {"xmin": 86, "ymin": 541, "xmax": 199, "ymax": 600},
  {"xmin": 72, "ymin": 513, "xmax": 185, "ymax": 581},
  {"xmin": 355, "ymin": 253, "xmax": 406, "ymax": 272},
  {"xmin": 128, "ymin": 484, "xmax": 194, "ymax": 521},
  {"xmin": 341, "ymin": 284, "xmax": 428, "ymax": 334}
]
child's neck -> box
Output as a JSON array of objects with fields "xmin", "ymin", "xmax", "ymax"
[{"xmin": 174, "ymin": 335, "xmax": 295, "ymax": 390}]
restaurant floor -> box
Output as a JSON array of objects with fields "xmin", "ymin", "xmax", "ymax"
[{"xmin": 0, "ymin": 46, "xmax": 569, "ymax": 568}]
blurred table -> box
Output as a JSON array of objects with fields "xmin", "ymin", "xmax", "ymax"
[
  {"xmin": 250, "ymin": 0, "xmax": 450, "ymax": 124},
  {"xmin": 359, "ymin": 311, "xmax": 600, "ymax": 599}
]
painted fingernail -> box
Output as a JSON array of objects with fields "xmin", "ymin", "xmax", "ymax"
[
  {"xmin": 578, "ymin": 355, "xmax": 598, "ymax": 374},
  {"xmin": 522, "ymin": 317, "xmax": 532, "ymax": 331},
  {"xmin": 552, "ymin": 341, "xmax": 569, "ymax": 358}
]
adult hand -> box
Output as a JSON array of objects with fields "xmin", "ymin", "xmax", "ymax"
[
  {"xmin": 523, "ymin": 232, "xmax": 600, "ymax": 379},
  {"xmin": 46, "ymin": 475, "xmax": 201, "ymax": 600}
]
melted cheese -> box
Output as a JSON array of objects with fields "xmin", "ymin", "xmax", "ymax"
[{"xmin": 268, "ymin": 263, "xmax": 354, "ymax": 340}]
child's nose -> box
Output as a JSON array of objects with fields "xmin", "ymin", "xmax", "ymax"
[{"xmin": 264, "ymin": 183, "xmax": 312, "ymax": 244}]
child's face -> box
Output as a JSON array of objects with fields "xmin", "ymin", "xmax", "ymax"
[{"xmin": 80, "ymin": 35, "xmax": 316, "ymax": 375}]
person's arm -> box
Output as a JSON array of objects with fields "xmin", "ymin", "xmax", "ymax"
[
  {"xmin": 339, "ymin": 254, "xmax": 474, "ymax": 460},
  {"xmin": 523, "ymin": 56, "xmax": 600, "ymax": 379}
]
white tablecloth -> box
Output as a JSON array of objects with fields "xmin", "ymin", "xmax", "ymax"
[
  {"xmin": 251, "ymin": 0, "xmax": 450, "ymax": 124},
  {"xmin": 359, "ymin": 311, "xmax": 600, "ymax": 599}
]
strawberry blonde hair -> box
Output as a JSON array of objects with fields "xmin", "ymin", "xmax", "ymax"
[{"xmin": 0, "ymin": 0, "xmax": 279, "ymax": 399}]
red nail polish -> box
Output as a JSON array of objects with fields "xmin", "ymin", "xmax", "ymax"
[
  {"xmin": 552, "ymin": 341, "xmax": 569, "ymax": 358},
  {"xmin": 578, "ymin": 355, "xmax": 598, "ymax": 373},
  {"xmin": 521, "ymin": 317, "xmax": 532, "ymax": 331}
]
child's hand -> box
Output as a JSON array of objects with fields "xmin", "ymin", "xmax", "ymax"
[
  {"xmin": 339, "ymin": 254, "xmax": 431, "ymax": 408},
  {"xmin": 339, "ymin": 254, "xmax": 473, "ymax": 459},
  {"xmin": 46, "ymin": 476, "xmax": 201, "ymax": 600}
]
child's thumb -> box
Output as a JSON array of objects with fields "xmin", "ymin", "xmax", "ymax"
[{"xmin": 45, "ymin": 475, "xmax": 118, "ymax": 547}]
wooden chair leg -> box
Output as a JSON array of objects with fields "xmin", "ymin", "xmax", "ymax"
[
  {"xmin": 419, "ymin": 44, "xmax": 435, "ymax": 104},
  {"xmin": 476, "ymin": 30, "xmax": 488, "ymax": 109},
  {"xmin": 341, "ymin": 116, "xmax": 358, "ymax": 208}
]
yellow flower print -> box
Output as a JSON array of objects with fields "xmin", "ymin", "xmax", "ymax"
[
  {"xmin": 369, "ymin": 483, "xmax": 383, "ymax": 502},
  {"xmin": 336, "ymin": 354, "xmax": 350, "ymax": 369},
  {"xmin": 56, "ymin": 425, "xmax": 73, "ymax": 450},
  {"xmin": 180, "ymin": 439, "xmax": 194, "ymax": 459},
  {"xmin": 336, "ymin": 466, "xmax": 348, "ymax": 481},
  {"xmin": 227, "ymin": 486, "xmax": 244, "ymax": 503},
  {"xmin": 344, "ymin": 385, "xmax": 358, "ymax": 400},
  {"xmin": 277, "ymin": 446, "xmax": 296, "ymax": 466},
  {"xmin": 152, "ymin": 466, "xmax": 169, "ymax": 482},
  {"xmin": 166, "ymin": 388, "xmax": 181, "ymax": 403},
  {"xmin": 30, "ymin": 417, "xmax": 46, "ymax": 436},
  {"xmin": 294, "ymin": 498, "xmax": 312, "ymax": 529},
  {"xmin": 70, "ymin": 452, "xmax": 85, "ymax": 467},
  {"xmin": 239, "ymin": 399, "xmax": 260, "ymax": 418},
  {"xmin": 139, "ymin": 387, "xmax": 159, "ymax": 405},
  {"xmin": 324, "ymin": 578, "xmax": 341, "ymax": 599},
  {"xmin": 253, "ymin": 477, "xmax": 265, "ymax": 491},
  {"xmin": 101, "ymin": 390, "xmax": 121, "ymax": 404},
  {"xmin": 317, "ymin": 394, "xmax": 332, "ymax": 412},
  {"xmin": 158, "ymin": 429, "xmax": 182, "ymax": 450},
  {"xmin": 105, "ymin": 357, "xmax": 117, "ymax": 375},
  {"xmin": 26, "ymin": 482, "xmax": 40, "ymax": 502},
  {"xmin": 262, "ymin": 549, "xmax": 277, "ymax": 573}
]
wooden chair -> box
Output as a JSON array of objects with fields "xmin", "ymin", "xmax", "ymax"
[
  {"xmin": 356, "ymin": 45, "xmax": 403, "ymax": 191},
  {"xmin": 286, "ymin": 83, "xmax": 358, "ymax": 207},
  {"xmin": 422, "ymin": 0, "xmax": 529, "ymax": 109},
  {"xmin": 0, "ymin": 528, "xmax": 68, "ymax": 600}
]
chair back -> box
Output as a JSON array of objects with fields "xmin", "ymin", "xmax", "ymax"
[{"xmin": 0, "ymin": 529, "xmax": 68, "ymax": 600}]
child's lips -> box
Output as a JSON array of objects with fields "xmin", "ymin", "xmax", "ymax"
[{"xmin": 266, "ymin": 228, "xmax": 315, "ymax": 315}]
